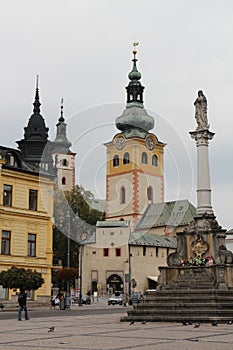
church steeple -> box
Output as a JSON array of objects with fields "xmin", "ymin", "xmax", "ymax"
[
  {"xmin": 115, "ymin": 43, "xmax": 154, "ymax": 139},
  {"xmin": 23, "ymin": 75, "xmax": 49, "ymax": 141},
  {"xmin": 17, "ymin": 76, "xmax": 54, "ymax": 173},
  {"xmin": 53, "ymin": 98, "xmax": 72, "ymax": 153}
]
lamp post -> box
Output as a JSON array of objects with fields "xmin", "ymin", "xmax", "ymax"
[
  {"xmin": 78, "ymin": 243, "xmax": 83, "ymax": 306},
  {"xmin": 65, "ymin": 209, "xmax": 71, "ymax": 309}
]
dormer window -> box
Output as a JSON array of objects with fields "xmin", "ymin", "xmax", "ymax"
[
  {"xmin": 63, "ymin": 159, "xmax": 68, "ymax": 166},
  {"xmin": 6, "ymin": 153, "xmax": 17, "ymax": 167}
]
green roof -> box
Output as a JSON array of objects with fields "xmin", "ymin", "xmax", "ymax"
[
  {"xmin": 136, "ymin": 200, "xmax": 196, "ymax": 230},
  {"xmin": 129, "ymin": 231, "xmax": 177, "ymax": 248}
]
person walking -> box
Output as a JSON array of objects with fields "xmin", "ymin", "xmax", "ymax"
[{"xmin": 18, "ymin": 289, "xmax": 29, "ymax": 321}]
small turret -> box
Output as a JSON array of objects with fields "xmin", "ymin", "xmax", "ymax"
[{"xmin": 53, "ymin": 98, "xmax": 72, "ymax": 153}]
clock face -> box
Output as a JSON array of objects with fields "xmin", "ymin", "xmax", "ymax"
[
  {"xmin": 116, "ymin": 136, "xmax": 126, "ymax": 150},
  {"xmin": 146, "ymin": 137, "xmax": 155, "ymax": 150}
]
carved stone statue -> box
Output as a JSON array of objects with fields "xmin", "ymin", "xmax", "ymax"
[{"xmin": 194, "ymin": 90, "xmax": 209, "ymax": 130}]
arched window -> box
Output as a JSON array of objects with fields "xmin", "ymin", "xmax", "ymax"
[
  {"xmin": 120, "ymin": 187, "xmax": 126, "ymax": 204},
  {"xmin": 62, "ymin": 177, "xmax": 66, "ymax": 185},
  {"xmin": 123, "ymin": 152, "xmax": 130, "ymax": 164},
  {"xmin": 142, "ymin": 152, "xmax": 148, "ymax": 164},
  {"xmin": 113, "ymin": 155, "xmax": 119, "ymax": 167},
  {"xmin": 152, "ymin": 154, "xmax": 158, "ymax": 166},
  {"xmin": 147, "ymin": 186, "xmax": 153, "ymax": 203},
  {"xmin": 63, "ymin": 159, "xmax": 68, "ymax": 166}
]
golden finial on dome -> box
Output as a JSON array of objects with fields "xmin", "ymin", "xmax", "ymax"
[{"xmin": 132, "ymin": 41, "xmax": 139, "ymax": 55}]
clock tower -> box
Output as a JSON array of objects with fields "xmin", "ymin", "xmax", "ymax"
[{"xmin": 105, "ymin": 46, "xmax": 165, "ymax": 228}]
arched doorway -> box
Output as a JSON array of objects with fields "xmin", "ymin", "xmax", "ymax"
[{"xmin": 107, "ymin": 274, "xmax": 123, "ymax": 294}]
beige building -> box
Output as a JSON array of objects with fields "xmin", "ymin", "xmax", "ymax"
[{"xmin": 81, "ymin": 220, "xmax": 177, "ymax": 296}]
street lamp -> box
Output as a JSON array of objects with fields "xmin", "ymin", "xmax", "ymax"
[
  {"xmin": 65, "ymin": 209, "xmax": 71, "ymax": 309},
  {"xmin": 78, "ymin": 243, "xmax": 83, "ymax": 306}
]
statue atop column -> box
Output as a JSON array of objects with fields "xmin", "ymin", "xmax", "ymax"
[{"xmin": 194, "ymin": 90, "xmax": 209, "ymax": 130}]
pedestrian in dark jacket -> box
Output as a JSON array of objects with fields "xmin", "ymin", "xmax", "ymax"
[{"xmin": 18, "ymin": 289, "xmax": 29, "ymax": 321}]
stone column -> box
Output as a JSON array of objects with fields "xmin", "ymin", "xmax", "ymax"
[{"xmin": 190, "ymin": 129, "xmax": 215, "ymax": 215}]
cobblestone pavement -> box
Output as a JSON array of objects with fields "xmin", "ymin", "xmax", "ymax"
[{"xmin": 1, "ymin": 308, "xmax": 233, "ymax": 350}]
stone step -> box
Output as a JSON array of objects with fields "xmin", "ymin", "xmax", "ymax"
[
  {"xmin": 138, "ymin": 302, "xmax": 233, "ymax": 309},
  {"xmin": 128, "ymin": 308, "xmax": 233, "ymax": 316},
  {"xmin": 121, "ymin": 314, "xmax": 233, "ymax": 323}
]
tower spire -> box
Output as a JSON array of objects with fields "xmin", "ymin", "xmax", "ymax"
[
  {"xmin": 53, "ymin": 98, "xmax": 72, "ymax": 152},
  {"xmin": 115, "ymin": 44, "xmax": 154, "ymax": 138},
  {"xmin": 33, "ymin": 75, "xmax": 41, "ymax": 115},
  {"xmin": 59, "ymin": 97, "xmax": 65, "ymax": 122},
  {"xmin": 126, "ymin": 42, "xmax": 144, "ymax": 103}
]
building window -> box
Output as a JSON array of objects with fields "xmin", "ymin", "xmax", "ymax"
[
  {"xmin": 143, "ymin": 246, "xmax": 147, "ymax": 256},
  {"xmin": 62, "ymin": 159, "xmax": 68, "ymax": 166},
  {"xmin": 115, "ymin": 248, "xmax": 121, "ymax": 257},
  {"xmin": 62, "ymin": 177, "xmax": 66, "ymax": 185},
  {"xmin": 120, "ymin": 186, "xmax": 126, "ymax": 204},
  {"xmin": 1, "ymin": 230, "xmax": 11, "ymax": 255},
  {"xmin": 103, "ymin": 248, "xmax": 109, "ymax": 257},
  {"xmin": 3, "ymin": 184, "xmax": 12, "ymax": 206},
  {"xmin": 29, "ymin": 189, "xmax": 37, "ymax": 211},
  {"xmin": 147, "ymin": 186, "xmax": 153, "ymax": 203},
  {"xmin": 155, "ymin": 246, "xmax": 159, "ymax": 257},
  {"xmin": 28, "ymin": 234, "xmax": 36, "ymax": 257},
  {"xmin": 6, "ymin": 153, "xmax": 17, "ymax": 167},
  {"xmin": 152, "ymin": 154, "xmax": 158, "ymax": 166},
  {"xmin": 142, "ymin": 152, "xmax": 148, "ymax": 164},
  {"xmin": 113, "ymin": 155, "xmax": 119, "ymax": 167},
  {"xmin": 123, "ymin": 152, "xmax": 130, "ymax": 164}
]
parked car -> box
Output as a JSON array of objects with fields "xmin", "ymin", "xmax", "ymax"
[
  {"xmin": 129, "ymin": 291, "xmax": 142, "ymax": 305},
  {"xmin": 108, "ymin": 293, "xmax": 125, "ymax": 305}
]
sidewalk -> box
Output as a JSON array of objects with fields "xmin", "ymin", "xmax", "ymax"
[{"xmin": 0, "ymin": 309, "xmax": 233, "ymax": 349}]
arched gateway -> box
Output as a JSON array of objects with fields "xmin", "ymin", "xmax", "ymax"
[{"xmin": 107, "ymin": 274, "xmax": 124, "ymax": 294}]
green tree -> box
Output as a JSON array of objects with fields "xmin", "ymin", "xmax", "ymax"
[
  {"xmin": 65, "ymin": 185, "xmax": 105, "ymax": 225},
  {"xmin": 53, "ymin": 185, "xmax": 105, "ymax": 269},
  {"xmin": 0, "ymin": 266, "xmax": 44, "ymax": 291}
]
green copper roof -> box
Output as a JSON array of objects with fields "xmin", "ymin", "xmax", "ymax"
[
  {"xmin": 115, "ymin": 102, "xmax": 154, "ymax": 139},
  {"xmin": 115, "ymin": 50, "xmax": 154, "ymax": 139},
  {"xmin": 129, "ymin": 231, "xmax": 177, "ymax": 248},
  {"xmin": 136, "ymin": 200, "xmax": 196, "ymax": 230}
]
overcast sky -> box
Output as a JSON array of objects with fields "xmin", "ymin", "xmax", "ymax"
[{"xmin": 1, "ymin": 0, "xmax": 233, "ymax": 229}]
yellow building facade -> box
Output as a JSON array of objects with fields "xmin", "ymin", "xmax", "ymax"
[
  {"xmin": 0, "ymin": 148, "xmax": 55, "ymax": 302},
  {"xmin": 105, "ymin": 134, "xmax": 165, "ymax": 228}
]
